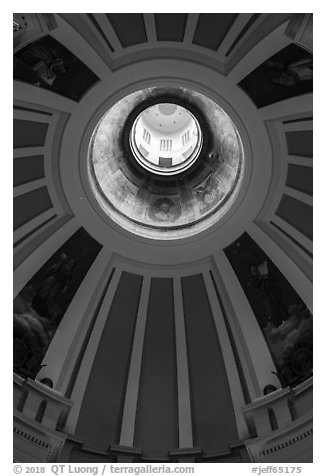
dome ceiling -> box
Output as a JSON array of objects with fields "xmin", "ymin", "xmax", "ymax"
[
  {"xmin": 87, "ymin": 86, "xmax": 244, "ymax": 240},
  {"xmin": 13, "ymin": 12, "xmax": 313, "ymax": 465},
  {"xmin": 142, "ymin": 103, "xmax": 192, "ymax": 134},
  {"xmin": 130, "ymin": 102, "xmax": 202, "ymax": 175}
]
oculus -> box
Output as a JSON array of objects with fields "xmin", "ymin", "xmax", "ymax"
[
  {"xmin": 87, "ymin": 87, "xmax": 244, "ymax": 240},
  {"xmin": 129, "ymin": 103, "xmax": 203, "ymax": 176}
]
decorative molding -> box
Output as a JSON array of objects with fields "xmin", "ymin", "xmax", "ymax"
[
  {"xmin": 271, "ymin": 215, "xmax": 313, "ymax": 256},
  {"xmin": 13, "ymin": 426, "xmax": 50, "ymax": 450},
  {"xmin": 14, "ymin": 410, "xmax": 67, "ymax": 463},
  {"xmin": 257, "ymin": 220, "xmax": 312, "ymax": 282},
  {"xmin": 260, "ymin": 94, "xmax": 312, "ymax": 121},
  {"xmin": 13, "ymin": 80, "xmax": 77, "ymax": 114},
  {"xmin": 212, "ymin": 251, "xmax": 279, "ymax": 395},
  {"xmin": 285, "ymin": 14, "xmax": 313, "ymax": 53},
  {"xmin": 261, "ymin": 428, "xmax": 313, "ymax": 457},
  {"xmin": 51, "ymin": 14, "xmax": 109, "ymax": 79},
  {"xmin": 203, "ymin": 270, "xmax": 249, "ymax": 439},
  {"xmin": 287, "ymin": 154, "xmax": 313, "ymax": 167},
  {"xmin": 13, "ymin": 146, "xmax": 44, "ymax": 159},
  {"xmin": 183, "ymin": 14, "xmax": 199, "ymax": 45},
  {"xmin": 119, "ymin": 276, "xmax": 150, "ymax": 447},
  {"xmin": 243, "ymin": 380, "xmax": 313, "ymax": 462},
  {"xmin": 228, "ymin": 21, "xmax": 291, "ymax": 83},
  {"xmin": 143, "ymin": 14, "xmax": 156, "ymax": 43},
  {"xmin": 64, "ymin": 267, "xmax": 123, "ymax": 433},
  {"xmin": 14, "ymin": 178, "xmax": 47, "ymax": 198},
  {"xmin": 247, "ymin": 221, "xmax": 312, "ymax": 311},
  {"xmin": 93, "ymin": 14, "xmax": 123, "ymax": 53},
  {"xmin": 13, "ymin": 216, "xmax": 79, "ymax": 297},
  {"xmin": 284, "ymin": 186, "xmax": 312, "ymax": 207},
  {"xmin": 173, "ymin": 277, "xmax": 193, "ymax": 448},
  {"xmin": 14, "ymin": 208, "xmax": 55, "ymax": 245},
  {"xmin": 13, "ymin": 376, "xmax": 72, "ymax": 462},
  {"xmin": 14, "ymin": 14, "xmax": 57, "ymax": 54},
  {"xmin": 36, "ymin": 248, "xmax": 113, "ymax": 393},
  {"xmin": 216, "ymin": 14, "xmax": 253, "ymax": 60}
]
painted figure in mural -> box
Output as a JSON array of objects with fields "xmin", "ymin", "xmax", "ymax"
[
  {"xmin": 266, "ymin": 303, "xmax": 312, "ymax": 386},
  {"xmin": 194, "ymin": 174, "xmax": 220, "ymax": 213},
  {"xmin": 225, "ymin": 233, "xmax": 313, "ymax": 388},
  {"xmin": 13, "ymin": 228, "xmax": 101, "ymax": 379},
  {"xmin": 249, "ymin": 260, "xmax": 288, "ymax": 327},
  {"xmin": 221, "ymin": 133, "xmax": 239, "ymax": 159},
  {"xmin": 13, "ymin": 305, "xmax": 50, "ymax": 378},
  {"xmin": 14, "ymin": 42, "xmax": 67, "ymax": 87},
  {"xmin": 265, "ymin": 57, "xmax": 313, "ymax": 87},
  {"xmin": 149, "ymin": 198, "xmax": 181, "ymax": 223},
  {"xmin": 32, "ymin": 255, "xmax": 76, "ymax": 318},
  {"xmin": 14, "ymin": 254, "xmax": 76, "ymax": 378}
]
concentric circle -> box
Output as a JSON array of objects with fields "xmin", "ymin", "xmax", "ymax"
[
  {"xmin": 87, "ymin": 86, "xmax": 245, "ymax": 240},
  {"xmin": 129, "ymin": 102, "xmax": 203, "ymax": 176}
]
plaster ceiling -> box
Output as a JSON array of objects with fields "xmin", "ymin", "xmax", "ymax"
[{"xmin": 142, "ymin": 103, "xmax": 192, "ymax": 135}]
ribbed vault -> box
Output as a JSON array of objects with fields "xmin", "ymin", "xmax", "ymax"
[{"xmin": 13, "ymin": 13, "xmax": 313, "ymax": 463}]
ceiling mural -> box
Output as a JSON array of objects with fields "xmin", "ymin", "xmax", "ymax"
[
  {"xmin": 13, "ymin": 228, "xmax": 102, "ymax": 379},
  {"xmin": 14, "ymin": 35, "xmax": 99, "ymax": 101},
  {"xmin": 239, "ymin": 43, "xmax": 313, "ymax": 108},
  {"xmin": 87, "ymin": 86, "xmax": 244, "ymax": 240},
  {"xmin": 225, "ymin": 232, "xmax": 312, "ymax": 388},
  {"xmin": 13, "ymin": 12, "xmax": 313, "ymax": 464}
]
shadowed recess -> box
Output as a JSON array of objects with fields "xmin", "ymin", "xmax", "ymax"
[
  {"xmin": 106, "ymin": 13, "xmax": 147, "ymax": 47},
  {"xmin": 286, "ymin": 164, "xmax": 312, "ymax": 196},
  {"xmin": 14, "ymin": 155, "xmax": 44, "ymax": 187},
  {"xmin": 155, "ymin": 14, "xmax": 188, "ymax": 42},
  {"xmin": 13, "ymin": 227, "xmax": 102, "ymax": 378},
  {"xmin": 14, "ymin": 35, "xmax": 100, "ymax": 102},
  {"xmin": 181, "ymin": 274, "xmax": 238, "ymax": 452},
  {"xmin": 13, "ymin": 120, "xmax": 48, "ymax": 148},
  {"xmin": 14, "ymin": 186, "xmax": 52, "ymax": 231},
  {"xmin": 276, "ymin": 194, "xmax": 313, "ymax": 240},
  {"xmin": 193, "ymin": 14, "xmax": 238, "ymax": 51},
  {"xmin": 225, "ymin": 232, "xmax": 312, "ymax": 387},
  {"xmin": 134, "ymin": 278, "xmax": 178, "ymax": 457},
  {"xmin": 238, "ymin": 43, "xmax": 312, "ymax": 108},
  {"xmin": 286, "ymin": 131, "xmax": 313, "ymax": 158},
  {"xmin": 75, "ymin": 272, "xmax": 143, "ymax": 449}
]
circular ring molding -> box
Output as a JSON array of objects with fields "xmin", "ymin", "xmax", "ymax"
[
  {"xmin": 129, "ymin": 102, "xmax": 203, "ymax": 176},
  {"xmin": 59, "ymin": 59, "xmax": 273, "ymax": 264},
  {"xmin": 87, "ymin": 86, "xmax": 244, "ymax": 240}
]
